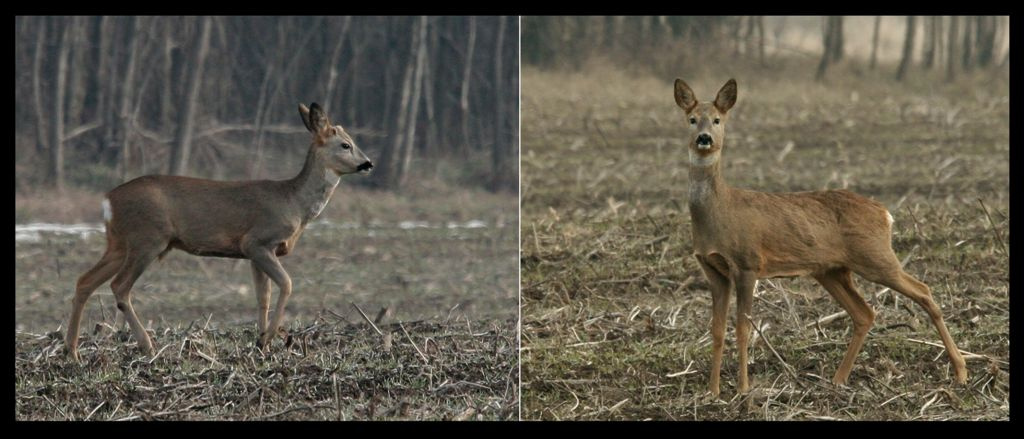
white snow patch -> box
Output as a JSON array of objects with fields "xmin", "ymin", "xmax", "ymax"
[
  {"xmin": 15, "ymin": 223, "xmax": 104, "ymax": 242},
  {"xmin": 447, "ymin": 220, "xmax": 487, "ymax": 229},
  {"xmin": 398, "ymin": 220, "xmax": 432, "ymax": 229}
]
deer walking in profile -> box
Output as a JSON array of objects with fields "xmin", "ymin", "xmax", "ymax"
[
  {"xmin": 673, "ymin": 79, "xmax": 968, "ymax": 397},
  {"xmin": 65, "ymin": 103, "xmax": 373, "ymax": 361}
]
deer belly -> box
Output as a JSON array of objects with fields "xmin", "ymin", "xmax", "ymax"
[
  {"xmin": 757, "ymin": 251, "xmax": 820, "ymax": 279},
  {"xmin": 171, "ymin": 235, "xmax": 245, "ymax": 259}
]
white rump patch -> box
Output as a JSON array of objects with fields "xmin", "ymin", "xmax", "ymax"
[
  {"xmin": 886, "ymin": 211, "xmax": 894, "ymax": 226},
  {"xmin": 102, "ymin": 198, "xmax": 112, "ymax": 223}
]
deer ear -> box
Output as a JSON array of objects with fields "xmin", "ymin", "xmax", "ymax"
[
  {"xmin": 298, "ymin": 104, "xmax": 315, "ymax": 132},
  {"xmin": 714, "ymin": 79, "xmax": 737, "ymax": 113},
  {"xmin": 674, "ymin": 79, "xmax": 697, "ymax": 112},
  {"xmin": 307, "ymin": 102, "xmax": 330, "ymax": 132}
]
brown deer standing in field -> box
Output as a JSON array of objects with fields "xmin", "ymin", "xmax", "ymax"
[
  {"xmin": 65, "ymin": 103, "xmax": 372, "ymax": 361},
  {"xmin": 673, "ymin": 79, "xmax": 968, "ymax": 397}
]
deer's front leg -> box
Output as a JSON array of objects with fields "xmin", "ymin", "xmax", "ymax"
[
  {"xmin": 250, "ymin": 261, "xmax": 272, "ymax": 336},
  {"xmin": 247, "ymin": 249, "xmax": 292, "ymax": 350},
  {"xmin": 734, "ymin": 271, "xmax": 757, "ymax": 394},
  {"xmin": 697, "ymin": 256, "xmax": 733, "ymax": 398}
]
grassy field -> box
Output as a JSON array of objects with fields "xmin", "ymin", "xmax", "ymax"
[
  {"xmin": 15, "ymin": 189, "xmax": 519, "ymax": 420},
  {"xmin": 520, "ymin": 60, "xmax": 1009, "ymax": 420}
]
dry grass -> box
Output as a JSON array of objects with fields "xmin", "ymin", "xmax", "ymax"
[
  {"xmin": 520, "ymin": 59, "xmax": 1009, "ymax": 420},
  {"xmin": 15, "ymin": 318, "xmax": 518, "ymax": 420}
]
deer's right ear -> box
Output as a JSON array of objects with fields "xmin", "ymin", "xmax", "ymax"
[
  {"xmin": 307, "ymin": 102, "xmax": 330, "ymax": 133},
  {"xmin": 298, "ymin": 104, "xmax": 314, "ymax": 132},
  {"xmin": 674, "ymin": 79, "xmax": 697, "ymax": 112}
]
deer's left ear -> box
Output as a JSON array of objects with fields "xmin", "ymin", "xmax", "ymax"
[{"xmin": 714, "ymin": 79, "xmax": 737, "ymax": 113}]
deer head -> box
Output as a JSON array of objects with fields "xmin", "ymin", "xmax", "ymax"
[
  {"xmin": 674, "ymin": 78, "xmax": 737, "ymax": 166},
  {"xmin": 299, "ymin": 102, "xmax": 373, "ymax": 175}
]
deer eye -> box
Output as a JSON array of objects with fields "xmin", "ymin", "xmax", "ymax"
[
  {"xmin": 713, "ymin": 118, "xmax": 721, "ymax": 125},
  {"xmin": 689, "ymin": 117, "xmax": 697, "ymax": 125},
  {"xmin": 340, "ymin": 143, "xmax": 351, "ymax": 150}
]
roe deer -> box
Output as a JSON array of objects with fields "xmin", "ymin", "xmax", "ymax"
[
  {"xmin": 65, "ymin": 103, "xmax": 372, "ymax": 361},
  {"xmin": 673, "ymin": 79, "xmax": 968, "ymax": 397}
]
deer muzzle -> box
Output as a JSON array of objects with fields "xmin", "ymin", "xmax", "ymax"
[
  {"xmin": 696, "ymin": 133, "xmax": 713, "ymax": 150},
  {"xmin": 357, "ymin": 161, "xmax": 374, "ymax": 173}
]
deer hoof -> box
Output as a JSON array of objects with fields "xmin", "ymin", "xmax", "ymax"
[{"xmin": 256, "ymin": 332, "xmax": 270, "ymax": 350}]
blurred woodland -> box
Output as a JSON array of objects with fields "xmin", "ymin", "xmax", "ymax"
[
  {"xmin": 14, "ymin": 16, "xmax": 519, "ymax": 194},
  {"xmin": 523, "ymin": 16, "xmax": 1009, "ymax": 79}
]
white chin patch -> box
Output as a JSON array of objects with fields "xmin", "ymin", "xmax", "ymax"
[
  {"xmin": 324, "ymin": 168, "xmax": 341, "ymax": 186},
  {"xmin": 696, "ymin": 143, "xmax": 711, "ymax": 150},
  {"xmin": 689, "ymin": 149, "xmax": 719, "ymax": 167}
]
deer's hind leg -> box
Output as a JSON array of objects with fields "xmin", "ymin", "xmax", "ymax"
[
  {"xmin": 858, "ymin": 265, "xmax": 967, "ymax": 384},
  {"xmin": 813, "ymin": 268, "xmax": 875, "ymax": 385},
  {"xmin": 66, "ymin": 245, "xmax": 126, "ymax": 361},
  {"xmin": 109, "ymin": 239, "xmax": 165, "ymax": 357},
  {"xmin": 734, "ymin": 270, "xmax": 757, "ymax": 394}
]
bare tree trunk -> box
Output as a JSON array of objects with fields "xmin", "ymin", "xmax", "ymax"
[
  {"xmin": 160, "ymin": 22, "xmax": 175, "ymax": 135},
  {"xmin": 976, "ymin": 16, "xmax": 997, "ymax": 67},
  {"xmin": 32, "ymin": 18, "xmax": 48, "ymax": 156},
  {"xmin": 323, "ymin": 16, "xmax": 352, "ymax": 113},
  {"xmin": 460, "ymin": 16, "xmax": 477, "ymax": 152},
  {"xmin": 248, "ymin": 64, "xmax": 274, "ymax": 178},
  {"xmin": 168, "ymin": 16, "xmax": 212, "ymax": 176},
  {"xmin": 93, "ymin": 16, "xmax": 111, "ymax": 134},
  {"xmin": 869, "ymin": 16, "xmax": 881, "ymax": 70},
  {"xmin": 612, "ymin": 16, "xmax": 625, "ymax": 51},
  {"xmin": 118, "ymin": 16, "xmax": 141, "ymax": 180},
  {"xmin": 252, "ymin": 17, "xmax": 321, "ymax": 178},
  {"xmin": 923, "ymin": 16, "xmax": 936, "ymax": 69},
  {"xmin": 422, "ymin": 18, "xmax": 439, "ymax": 156},
  {"xmin": 397, "ymin": 16, "xmax": 428, "ymax": 188},
  {"xmin": 756, "ymin": 16, "xmax": 765, "ymax": 65},
  {"xmin": 947, "ymin": 16, "xmax": 959, "ymax": 81},
  {"xmin": 996, "ymin": 16, "xmax": 1009, "ymax": 67},
  {"xmin": 491, "ymin": 16, "xmax": 507, "ymax": 191},
  {"xmin": 962, "ymin": 16, "xmax": 974, "ymax": 71},
  {"xmin": 896, "ymin": 16, "xmax": 916, "ymax": 81},
  {"xmin": 829, "ymin": 16, "xmax": 844, "ymax": 62},
  {"xmin": 49, "ymin": 16, "xmax": 71, "ymax": 192},
  {"xmin": 63, "ymin": 17, "xmax": 82, "ymax": 128},
  {"xmin": 382, "ymin": 18, "xmax": 419, "ymax": 188},
  {"xmin": 637, "ymin": 16, "xmax": 649, "ymax": 43},
  {"xmin": 815, "ymin": 17, "xmax": 837, "ymax": 81}
]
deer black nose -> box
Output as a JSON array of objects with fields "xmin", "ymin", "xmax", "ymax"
[
  {"xmin": 357, "ymin": 161, "xmax": 373, "ymax": 171},
  {"xmin": 696, "ymin": 134, "xmax": 713, "ymax": 145}
]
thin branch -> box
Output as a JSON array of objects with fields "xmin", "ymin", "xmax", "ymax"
[{"xmin": 351, "ymin": 303, "xmax": 383, "ymax": 336}]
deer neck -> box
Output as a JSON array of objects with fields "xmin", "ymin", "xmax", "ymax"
[
  {"xmin": 688, "ymin": 149, "xmax": 728, "ymax": 221},
  {"xmin": 290, "ymin": 146, "xmax": 341, "ymax": 225}
]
